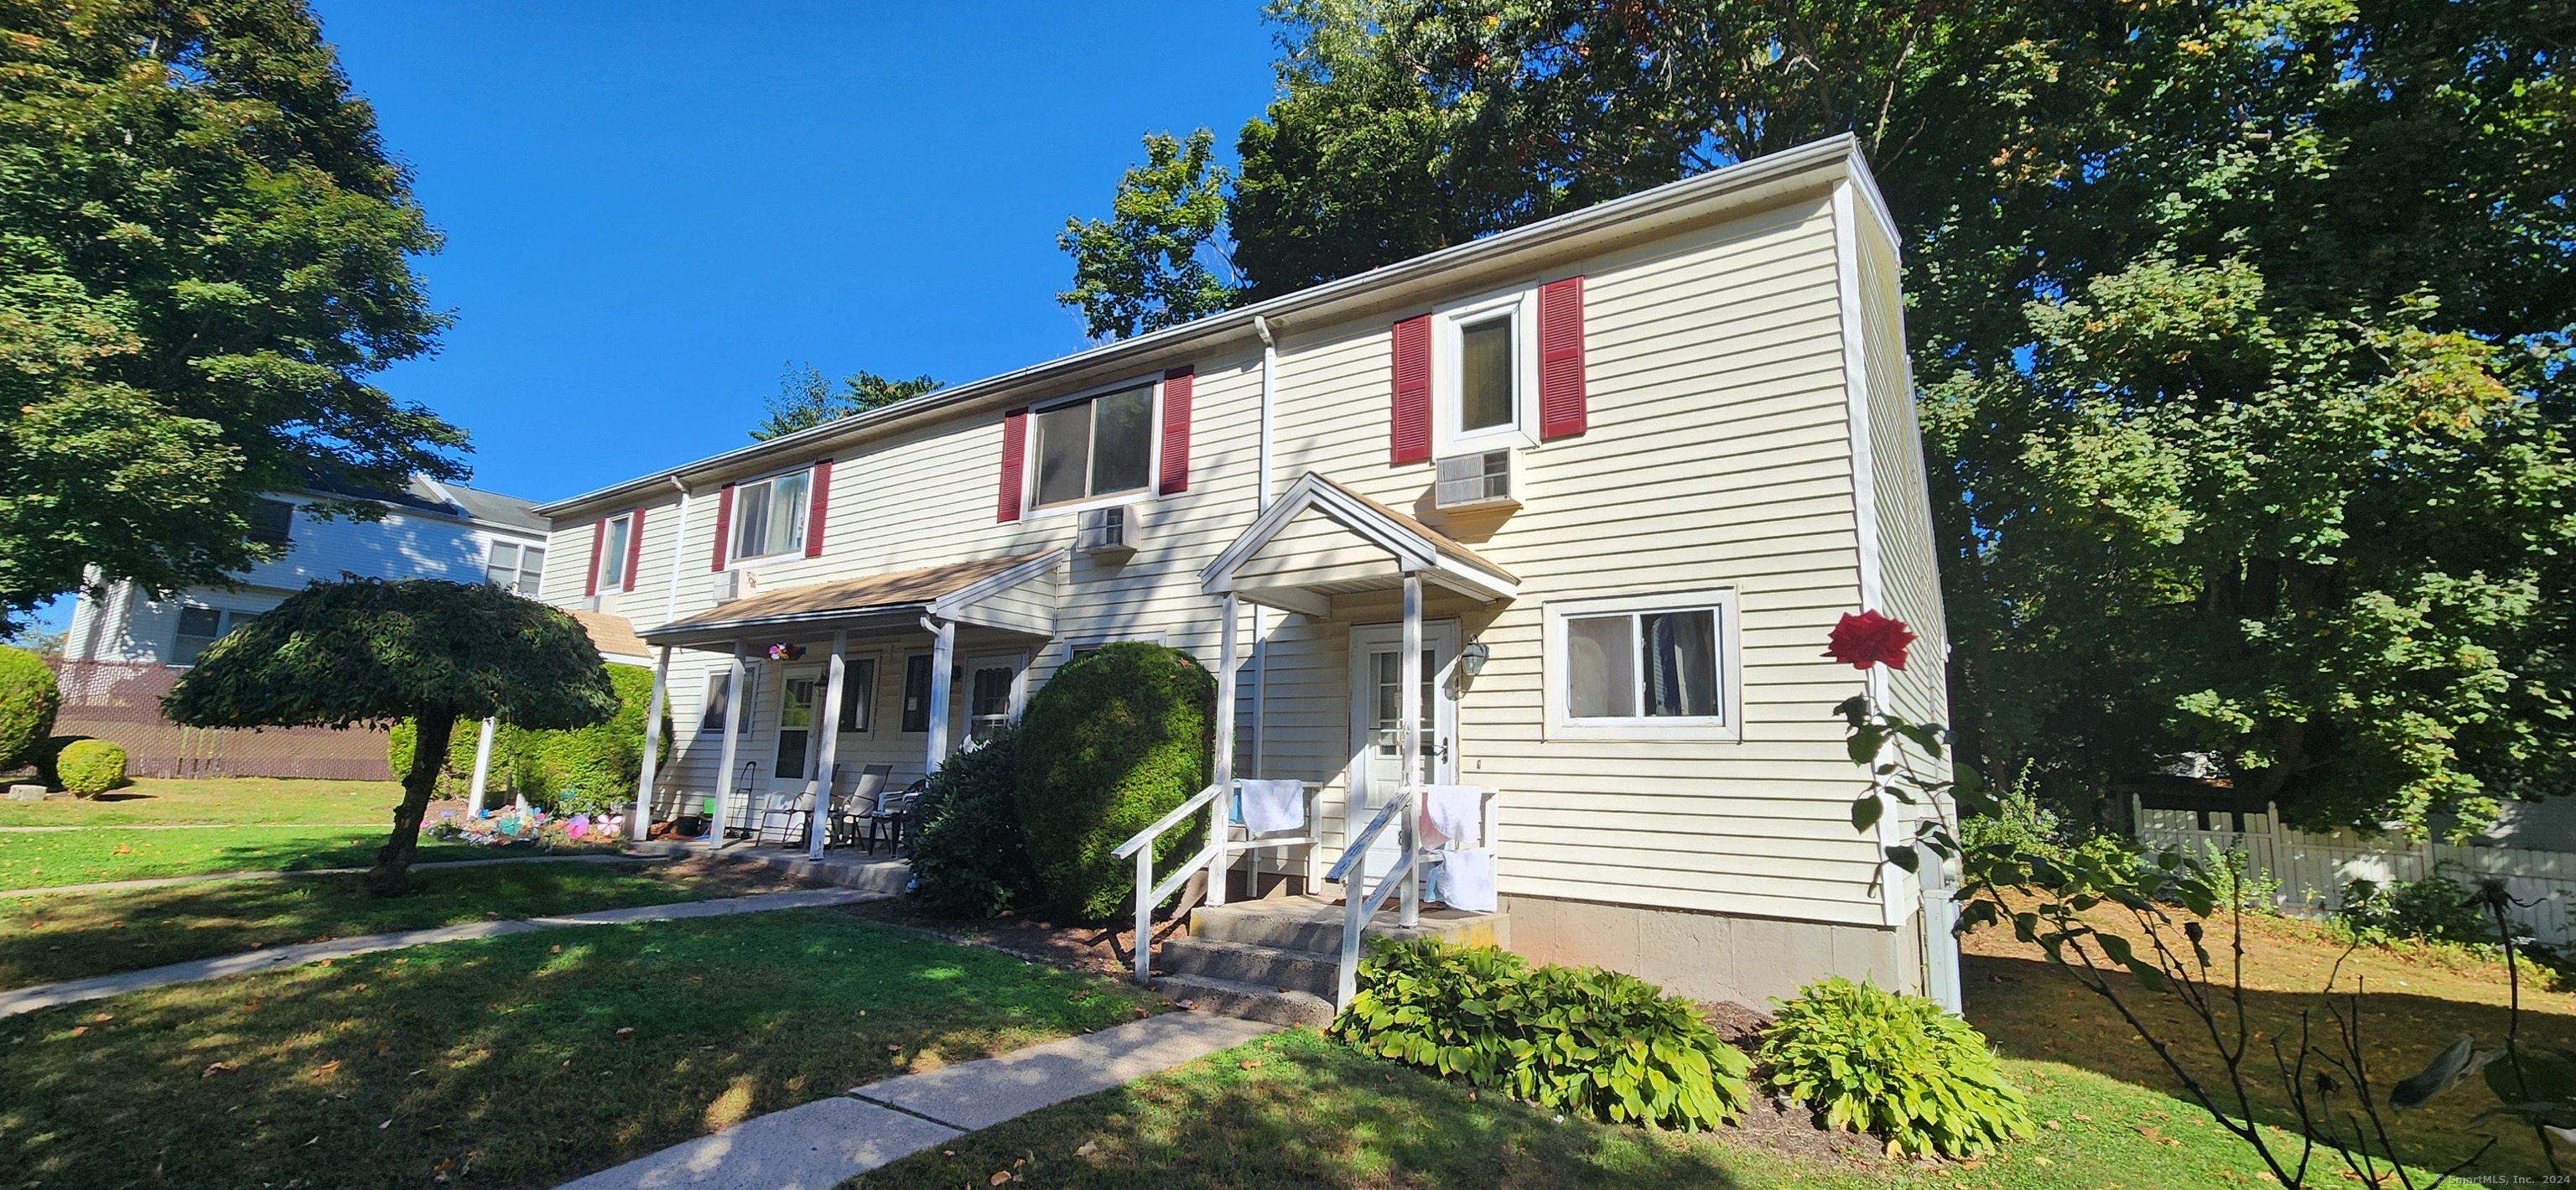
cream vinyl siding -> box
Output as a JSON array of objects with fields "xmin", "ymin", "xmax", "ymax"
[{"xmin": 543, "ymin": 167, "xmax": 1935, "ymax": 933}]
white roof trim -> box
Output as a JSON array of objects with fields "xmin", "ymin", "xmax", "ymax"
[
  {"xmin": 926, "ymin": 549, "xmax": 1064, "ymax": 621},
  {"xmin": 1200, "ymin": 472, "xmax": 1519, "ymax": 605}
]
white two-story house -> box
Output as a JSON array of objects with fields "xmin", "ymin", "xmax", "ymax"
[
  {"xmin": 65, "ymin": 475, "xmax": 551, "ymax": 666},
  {"xmin": 535, "ymin": 137, "xmax": 1951, "ymax": 1007}
]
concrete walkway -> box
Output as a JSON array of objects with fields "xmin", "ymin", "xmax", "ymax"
[
  {"xmin": 558, "ymin": 1011, "xmax": 1280, "ymax": 1190},
  {"xmin": 0, "ymin": 850, "xmax": 667, "ymax": 899},
  {"xmin": 0, "ymin": 886, "xmax": 882, "ymax": 1018}
]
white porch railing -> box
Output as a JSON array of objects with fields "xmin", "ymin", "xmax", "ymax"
[
  {"xmin": 1323, "ymin": 783, "xmax": 1420, "ymax": 1009},
  {"xmin": 1113, "ymin": 778, "xmax": 1324, "ymax": 985}
]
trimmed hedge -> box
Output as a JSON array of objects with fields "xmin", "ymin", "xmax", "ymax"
[
  {"xmin": 1333, "ymin": 938, "xmax": 1753, "ymax": 1130},
  {"xmin": 1759, "ymin": 976, "xmax": 2033, "ymax": 1158},
  {"xmin": 389, "ymin": 665, "xmax": 664, "ymax": 815},
  {"xmin": 387, "ymin": 716, "xmax": 501, "ymax": 798},
  {"xmin": 1013, "ymin": 642, "xmax": 1213, "ymax": 922},
  {"xmin": 909, "ymin": 727, "xmax": 1040, "ymax": 918},
  {"xmin": 0, "ymin": 646, "xmax": 60, "ymax": 770},
  {"xmin": 55, "ymin": 738, "xmax": 127, "ymax": 796}
]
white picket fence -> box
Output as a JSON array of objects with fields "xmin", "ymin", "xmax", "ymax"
[{"xmin": 2133, "ymin": 799, "xmax": 2576, "ymax": 945}]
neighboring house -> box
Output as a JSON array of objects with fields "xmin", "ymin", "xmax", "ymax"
[
  {"xmin": 64, "ymin": 476, "xmax": 551, "ymax": 666},
  {"xmin": 536, "ymin": 136, "xmax": 1950, "ymax": 1006}
]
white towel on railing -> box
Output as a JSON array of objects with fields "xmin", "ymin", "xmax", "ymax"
[
  {"xmin": 1238, "ymin": 779, "xmax": 1306, "ymax": 836},
  {"xmin": 1441, "ymin": 847, "xmax": 1498, "ymax": 912},
  {"xmin": 1419, "ymin": 784, "xmax": 1483, "ymax": 849}
]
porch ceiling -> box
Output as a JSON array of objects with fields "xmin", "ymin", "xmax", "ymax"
[
  {"xmin": 641, "ymin": 550, "xmax": 1060, "ymax": 650},
  {"xmin": 1203, "ymin": 472, "xmax": 1519, "ymax": 616}
]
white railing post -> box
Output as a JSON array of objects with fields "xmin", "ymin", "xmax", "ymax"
[
  {"xmin": 466, "ymin": 716, "xmax": 496, "ymax": 819},
  {"xmin": 1399, "ymin": 570, "xmax": 1422, "ymax": 929},
  {"xmin": 1339, "ymin": 834, "xmax": 1367, "ymax": 1010},
  {"xmin": 1135, "ymin": 848, "xmax": 1154, "ymax": 985}
]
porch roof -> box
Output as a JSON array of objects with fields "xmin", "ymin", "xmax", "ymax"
[
  {"xmin": 642, "ymin": 550, "xmax": 1060, "ymax": 647},
  {"xmin": 566, "ymin": 608, "xmax": 652, "ymax": 666},
  {"xmin": 1201, "ymin": 472, "xmax": 1519, "ymax": 616}
]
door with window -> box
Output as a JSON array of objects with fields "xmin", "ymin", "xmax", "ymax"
[
  {"xmin": 1348, "ymin": 621, "xmax": 1460, "ymax": 874},
  {"xmin": 771, "ymin": 668, "xmax": 823, "ymax": 799},
  {"xmin": 959, "ymin": 652, "xmax": 1026, "ymax": 747}
]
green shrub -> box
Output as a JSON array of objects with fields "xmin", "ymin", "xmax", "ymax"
[
  {"xmin": 390, "ymin": 666, "xmax": 664, "ymax": 815},
  {"xmin": 1759, "ymin": 976, "xmax": 2033, "ymax": 1158},
  {"xmin": 55, "ymin": 738, "xmax": 127, "ymax": 796},
  {"xmin": 32, "ymin": 735, "xmax": 86, "ymax": 787},
  {"xmin": 1332, "ymin": 938, "xmax": 1752, "ymax": 1131},
  {"xmin": 387, "ymin": 717, "xmax": 496, "ymax": 798},
  {"xmin": 1013, "ymin": 642, "xmax": 1213, "ymax": 921},
  {"xmin": 2334, "ymin": 876, "xmax": 2504, "ymax": 948},
  {"xmin": 0, "ymin": 646, "xmax": 60, "ymax": 769},
  {"xmin": 909, "ymin": 727, "xmax": 1040, "ymax": 917}
]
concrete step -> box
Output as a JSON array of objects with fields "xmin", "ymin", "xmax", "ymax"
[
  {"xmin": 1188, "ymin": 897, "xmax": 1509, "ymax": 954},
  {"xmin": 1158, "ymin": 937, "xmax": 1339, "ymax": 998},
  {"xmin": 1152, "ymin": 974, "xmax": 1334, "ymax": 1029}
]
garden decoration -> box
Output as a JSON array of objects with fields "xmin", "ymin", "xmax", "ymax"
[{"xmin": 1827, "ymin": 610, "xmax": 2556, "ymax": 1183}]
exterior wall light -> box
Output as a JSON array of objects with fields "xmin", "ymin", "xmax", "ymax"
[{"xmin": 1460, "ymin": 640, "xmax": 1491, "ymax": 678}]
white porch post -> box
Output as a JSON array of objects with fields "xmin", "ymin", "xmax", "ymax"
[
  {"xmin": 1399, "ymin": 569, "xmax": 1422, "ymax": 928},
  {"xmin": 465, "ymin": 717, "xmax": 496, "ymax": 818},
  {"xmin": 709, "ymin": 642, "xmax": 746, "ymax": 851},
  {"xmin": 1209, "ymin": 593, "xmax": 1239, "ymax": 907},
  {"xmin": 810, "ymin": 630, "xmax": 849, "ymax": 860},
  {"xmin": 924, "ymin": 617, "xmax": 955, "ymax": 774},
  {"xmin": 632, "ymin": 645, "xmax": 672, "ymax": 843}
]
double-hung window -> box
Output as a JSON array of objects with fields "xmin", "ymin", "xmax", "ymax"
[
  {"xmin": 599, "ymin": 515, "xmax": 633, "ymax": 589},
  {"xmin": 730, "ymin": 469, "xmax": 811, "ymax": 562},
  {"xmin": 1434, "ymin": 288, "xmax": 1538, "ymax": 454},
  {"xmin": 835, "ymin": 656, "xmax": 880, "ymax": 733},
  {"xmin": 699, "ymin": 669, "xmax": 757, "ymax": 735},
  {"xmin": 486, "ymin": 542, "xmax": 547, "ymax": 595},
  {"xmin": 1030, "ymin": 381, "xmax": 1155, "ymax": 511},
  {"xmin": 1545, "ymin": 590, "xmax": 1738, "ymax": 741},
  {"xmin": 172, "ymin": 606, "xmax": 257, "ymax": 666},
  {"xmin": 249, "ymin": 498, "xmax": 296, "ymax": 547},
  {"xmin": 900, "ymin": 654, "xmax": 935, "ymax": 733}
]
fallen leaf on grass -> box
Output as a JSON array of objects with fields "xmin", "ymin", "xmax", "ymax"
[
  {"xmin": 92, "ymin": 1012, "xmax": 112, "ymax": 1022},
  {"xmin": 68, "ymin": 1026, "xmax": 86, "ymax": 1037},
  {"xmin": 1074, "ymin": 1141, "xmax": 1100, "ymax": 1157},
  {"xmin": 616, "ymin": 1027, "xmax": 636, "ymax": 1040},
  {"xmin": 1238, "ymin": 1060, "xmax": 1261, "ymax": 1070},
  {"xmin": 202, "ymin": 1061, "xmax": 239, "ymax": 1078},
  {"xmin": 310, "ymin": 1060, "xmax": 340, "ymax": 1078}
]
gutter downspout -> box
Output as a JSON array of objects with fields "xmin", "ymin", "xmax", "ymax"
[
  {"xmin": 1250, "ymin": 315, "xmax": 1276, "ymax": 782},
  {"xmin": 661, "ymin": 477, "xmax": 692, "ymax": 626}
]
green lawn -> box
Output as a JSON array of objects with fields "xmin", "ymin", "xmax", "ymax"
[
  {"xmin": 0, "ymin": 858, "xmax": 777, "ymax": 989},
  {"xmin": 0, "ymin": 777, "xmax": 405, "ymax": 827},
  {"xmin": 849, "ymin": 1028, "xmax": 2397, "ymax": 1189},
  {"xmin": 0, "ymin": 824, "xmax": 621, "ymax": 891},
  {"xmin": 0, "ymin": 907, "xmax": 1161, "ymax": 1190}
]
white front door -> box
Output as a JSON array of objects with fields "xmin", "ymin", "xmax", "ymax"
[
  {"xmin": 770, "ymin": 667, "xmax": 823, "ymax": 796},
  {"xmin": 1348, "ymin": 621, "xmax": 1460, "ymax": 874},
  {"xmin": 960, "ymin": 652, "xmax": 1027, "ymax": 748}
]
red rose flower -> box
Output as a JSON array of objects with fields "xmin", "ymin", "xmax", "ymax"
[{"xmin": 1825, "ymin": 611, "xmax": 1915, "ymax": 671}]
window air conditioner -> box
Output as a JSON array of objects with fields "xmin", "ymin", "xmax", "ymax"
[
  {"xmin": 714, "ymin": 569, "xmax": 749, "ymax": 604},
  {"xmin": 1077, "ymin": 506, "xmax": 1135, "ymax": 559},
  {"xmin": 1434, "ymin": 449, "xmax": 1516, "ymax": 511}
]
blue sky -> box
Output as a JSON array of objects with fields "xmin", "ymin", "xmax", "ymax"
[{"xmin": 328, "ymin": 1, "xmax": 1280, "ymax": 504}]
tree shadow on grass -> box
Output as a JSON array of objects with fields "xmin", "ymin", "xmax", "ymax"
[
  {"xmin": 1963, "ymin": 952, "xmax": 2564, "ymax": 1176},
  {"xmin": 853, "ymin": 1030, "xmax": 1753, "ymax": 1190},
  {"xmin": 0, "ymin": 908, "xmax": 1156, "ymax": 1190}
]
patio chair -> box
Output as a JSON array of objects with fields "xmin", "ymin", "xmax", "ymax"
[
  {"xmin": 756, "ymin": 782, "xmax": 818, "ymax": 847},
  {"xmin": 831, "ymin": 763, "xmax": 896, "ymax": 849},
  {"xmin": 864, "ymin": 778, "xmax": 927, "ymax": 855}
]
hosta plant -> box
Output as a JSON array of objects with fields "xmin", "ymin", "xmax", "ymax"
[
  {"xmin": 1760, "ymin": 976, "xmax": 2034, "ymax": 1158},
  {"xmin": 1332, "ymin": 938, "xmax": 1751, "ymax": 1130}
]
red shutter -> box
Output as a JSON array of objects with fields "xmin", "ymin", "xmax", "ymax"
[
  {"xmin": 996, "ymin": 409, "xmax": 1028, "ymax": 522},
  {"xmin": 620, "ymin": 507, "xmax": 646, "ymax": 592},
  {"xmin": 1538, "ymin": 277, "xmax": 1587, "ymax": 439},
  {"xmin": 584, "ymin": 518, "xmax": 605, "ymax": 596},
  {"xmin": 804, "ymin": 460, "xmax": 832, "ymax": 558},
  {"xmin": 1389, "ymin": 314, "xmax": 1432, "ymax": 465},
  {"xmin": 1159, "ymin": 366, "xmax": 1193, "ymax": 495},
  {"xmin": 710, "ymin": 483, "xmax": 735, "ymax": 571}
]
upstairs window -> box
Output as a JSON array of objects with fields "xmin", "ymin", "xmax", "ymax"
[
  {"xmin": 730, "ymin": 469, "xmax": 811, "ymax": 561},
  {"xmin": 249, "ymin": 499, "xmax": 295, "ymax": 547},
  {"xmin": 1434, "ymin": 288, "xmax": 1537, "ymax": 453},
  {"xmin": 1031, "ymin": 382, "xmax": 1154, "ymax": 508},
  {"xmin": 486, "ymin": 542, "xmax": 546, "ymax": 595},
  {"xmin": 599, "ymin": 515, "xmax": 633, "ymax": 589},
  {"xmin": 1545, "ymin": 590, "xmax": 1737, "ymax": 741}
]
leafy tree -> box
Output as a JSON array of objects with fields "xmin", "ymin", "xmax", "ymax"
[
  {"xmin": 1078, "ymin": 0, "xmax": 2576, "ymax": 835},
  {"xmin": 1057, "ymin": 129, "xmax": 1239, "ymax": 340},
  {"xmin": 164, "ymin": 578, "xmax": 615, "ymax": 892},
  {"xmin": 750, "ymin": 361, "xmax": 941, "ymax": 440},
  {"xmin": 0, "ymin": 0, "xmax": 468, "ymax": 625}
]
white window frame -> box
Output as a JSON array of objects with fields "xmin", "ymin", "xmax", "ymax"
[
  {"xmin": 1432, "ymin": 283, "xmax": 1540, "ymax": 457},
  {"xmin": 486, "ymin": 539, "xmax": 546, "ymax": 595},
  {"xmin": 170, "ymin": 605, "xmax": 258, "ymax": 667},
  {"xmin": 834, "ymin": 649, "xmax": 886, "ymax": 736},
  {"xmin": 726, "ymin": 465, "xmax": 816, "ymax": 568},
  {"xmin": 1022, "ymin": 372, "xmax": 1165, "ymax": 519},
  {"xmin": 898, "ymin": 651, "xmax": 936, "ymax": 735},
  {"xmin": 598, "ymin": 514, "xmax": 633, "ymax": 589},
  {"xmin": 1542, "ymin": 588, "xmax": 1741, "ymax": 741},
  {"xmin": 699, "ymin": 668, "xmax": 758, "ymax": 735}
]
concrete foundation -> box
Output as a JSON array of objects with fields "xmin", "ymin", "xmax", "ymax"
[{"xmin": 1499, "ymin": 892, "xmax": 1924, "ymax": 1007}]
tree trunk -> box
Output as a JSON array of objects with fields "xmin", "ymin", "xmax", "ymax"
[{"xmin": 368, "ymin": 709, "xmax": 454, "ymax": 895}]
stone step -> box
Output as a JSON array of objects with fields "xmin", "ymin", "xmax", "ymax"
[
  {"xmin": 1188, "ymin": 897, "xmax": 1509, "ymax": 954},
  {"xmin": 1152, "ymin": 974, "xmax": 1334, "ymax": 1029},
  {"xmin": 1158, "ymin": 938, "xmax": 1340, "ymax": 998}
]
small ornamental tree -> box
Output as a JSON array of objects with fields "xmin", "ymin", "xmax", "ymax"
[{"xmin": 165, "ymin": 578, "xmax": 616, "ymax": 893}]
